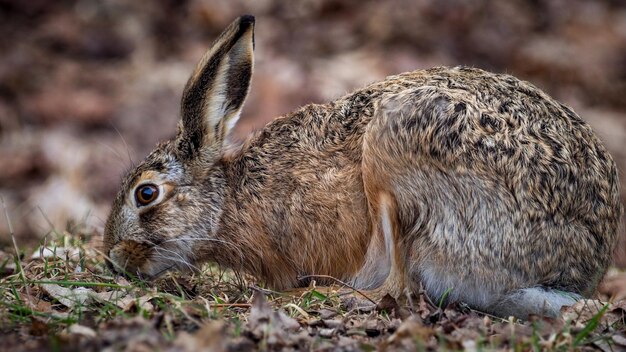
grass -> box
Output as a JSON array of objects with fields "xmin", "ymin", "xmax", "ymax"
[
  {"xmin": 438, "ymin": 287, "xmax": 453, "ymax": 309},
  {"xmin": 0, "ymin": 222, "xmax": 624, "ymax": 350}
]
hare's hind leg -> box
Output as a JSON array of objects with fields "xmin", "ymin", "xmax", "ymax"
[{"xmin": 486, "ymin": 288, "xmax": 581, "ymax": 319}]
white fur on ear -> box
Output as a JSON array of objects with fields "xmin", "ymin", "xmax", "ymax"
[
  {"xmin": 203, "ymin": 57, "xmax": 231, "ymax": 143},
  {"xmin": 226, "ymin": 110, "xmax": 242, "ymax": 134}
]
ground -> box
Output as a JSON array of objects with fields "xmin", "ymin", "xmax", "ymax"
[
  {"xmin": 0, "ymin": 228, "xmax": 625, "ymax": 351},
  {"xmin": 1, "ymin": 0, "xmax": 625, "ymax": 265}
]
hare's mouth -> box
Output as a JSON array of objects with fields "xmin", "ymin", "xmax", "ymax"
[
  {"xmin": 107, "ymin": 240, "xmax": 154, "ymax": 277},
  {"xmin": 107, "ymin": 239, "xmax": 197, "ymax": 280}
]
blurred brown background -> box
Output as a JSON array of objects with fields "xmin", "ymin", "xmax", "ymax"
[{"xmin": 0, "ymin": 0, "xmax": 625, "ymax": 265}]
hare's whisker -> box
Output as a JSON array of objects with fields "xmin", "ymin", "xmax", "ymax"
[
  {"xmin": 153, "ymin": 248, "xmax": 199, "ymax": 272},
  {"xmin": 109, "ymin": 121, "xmax": 135, "ymax": 168}
]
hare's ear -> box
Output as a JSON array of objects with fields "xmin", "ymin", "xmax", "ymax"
[{"xmin": 177, "ymin": 15, "xmax": 254, "ymax": 159}]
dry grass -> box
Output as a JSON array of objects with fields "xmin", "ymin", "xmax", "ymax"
[{"xmin": 0, "ymin": 224, "xmax": 625, "ymax": 351}]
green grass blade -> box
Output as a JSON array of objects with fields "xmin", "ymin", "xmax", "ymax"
[{"xmin": 573, "ymin": 303, "xmax": 609, "ymax": 347}]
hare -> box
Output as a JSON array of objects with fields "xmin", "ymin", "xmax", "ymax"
[{"xmin": 104, "ymin": 15, "xmax": 622, "ymax": 319}]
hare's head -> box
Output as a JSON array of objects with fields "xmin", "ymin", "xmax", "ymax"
[{"xmin": 103, "ymin": 16, "xmax": 255, "ymax": 277}]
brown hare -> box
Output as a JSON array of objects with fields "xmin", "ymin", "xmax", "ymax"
[{"xmin": 104, "ymin": 15, "xmax": 622, "ymax": 319}]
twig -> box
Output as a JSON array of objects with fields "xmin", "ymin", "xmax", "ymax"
[
  {"xmin": 37, "ymin": 206, "xmax": 62, "ymax": 238},
  {"xmin": 405, "ymin": 288, "xmax": 416, "ymax": 317},
  {"xmin": 296, "ymin": 274, "xmax": 377, "ymax": 304},
  {"xmin": 419, "ymin": 285, "xmax": 438, "ymax": 309},
  {"xmin": 284, "ymin": 303, "xmax": 310, "ymax": 318},
  {"xmin": 249, "ymin": 285, "xmax": 282, "ymax": 296},
  {"xmin": 210, "ymin": 303, "xmax": 251, "ymax": 308}
]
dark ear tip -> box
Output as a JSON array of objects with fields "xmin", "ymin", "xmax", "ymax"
[{"xmin": 239, "ymin": 15, "xmax": 255, "ymax": 28}]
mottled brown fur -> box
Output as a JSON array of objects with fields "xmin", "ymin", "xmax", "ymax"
[{"xmin": 104, "ymin": 16, "xmax": 622, "ymax": 319}]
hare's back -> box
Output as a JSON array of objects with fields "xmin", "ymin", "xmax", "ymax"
[{"xmin": 371, "ymin": 66, "xmax": 621, "ymax": 244}]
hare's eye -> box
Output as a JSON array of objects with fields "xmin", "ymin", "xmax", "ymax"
[{"xmin": 135, "ymin": 184, "xmax": 159, "ymax": 206}]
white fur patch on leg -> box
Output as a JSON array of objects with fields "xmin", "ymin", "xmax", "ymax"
[
  {"xmin": 488, "ymin": 287, "xmax": 581, "ymax": 319},
  {"xmin": 380, "ymin": 197, "xmax": 394, "ymax": 261},
  {"xmin": 350, "ymin": 195, "xmax": 393, "ymax": 290}
]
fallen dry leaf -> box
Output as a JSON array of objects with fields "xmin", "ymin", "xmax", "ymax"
[
  {"xmin": 41, "ymin": 283, "xmax": 93, "ymax": 308},
  {"xmin": 68, "ymin": 324, "xmax": 97, "ymax": 338},
  {"xmin": 29, "ymin": 316, "xmax": 49, "ymax": 336},
  {"xmin": 561, "ymin": 298, "xmax": 625, "ymax": 334},
  {"xmin": 600, "ymin": 271, "xmax": 626, "ymax": 301},
  {"xmin": 376, "ymin": 293, "xmax": 412, "ymax": 320},
  {"xmin": 88, "ymin": 289, "xmax": 127, "ymax": 306},
  {"xmin": 613, "ymin": 333, "xmax": 626, "ymax": 347},
  {"xmin": 247, "ymin": 293, "xmax": 306, "ymax": 348},
  {"xmin": 383, "ymin": 316, "xmax": 434, "ymax": 351},
  {"xmin": 340, "ymin": 295, "xmax": 377, "ymax": 314},
  {"xmin": 170, "ymin": 321, "xmax": 227, "ymax": 352},
  {"xmin": 85, "ymin": 316, "xmax": 165, "ymax": 350},
  {"xmin": 123, "ymin": 293, "xmax": 156, "ymax": 313},
  {"xmin": 31, "ymin": 246, "xmax": 79, "ymax": 260}
]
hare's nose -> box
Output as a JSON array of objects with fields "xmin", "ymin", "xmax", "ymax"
[{"xmin": 107, "ymin": 240, "xmax": 152, "ymax": 275}]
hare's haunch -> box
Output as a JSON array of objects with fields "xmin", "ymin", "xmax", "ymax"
[{"xmin": 104, "ymin": 16, "xmax": 622, "ymax": 319}]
